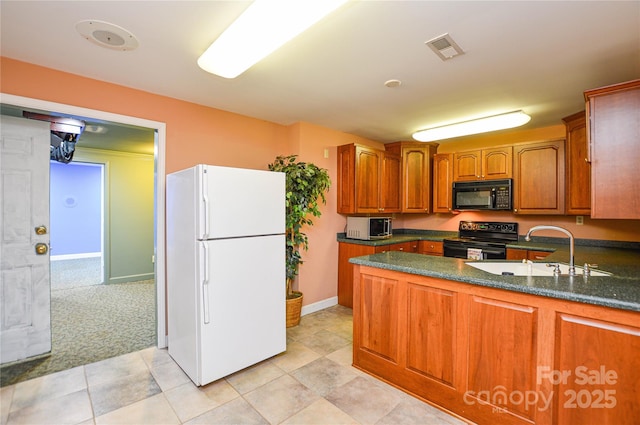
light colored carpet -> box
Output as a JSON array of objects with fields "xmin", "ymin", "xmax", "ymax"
[
  {"xmin": 50, "ymin": 257, "xmax": 103, "ymax": 289},
  {"xmin": 1, "ymin": 258, "xmax": 156, "ymax": 387}
]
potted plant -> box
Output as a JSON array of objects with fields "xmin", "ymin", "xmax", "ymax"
[{"xmin": 268, "ymin": 154, "xmax": 331, "ymax": 327}]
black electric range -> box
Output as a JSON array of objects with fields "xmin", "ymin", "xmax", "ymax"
[{"xmin": 443, "ymin": 221, "xmax": 519, "ymax": 260}]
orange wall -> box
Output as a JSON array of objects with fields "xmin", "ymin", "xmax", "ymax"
[{"xmin": 0, "ymin": 58, "xmax": 289, "ymax": 173}]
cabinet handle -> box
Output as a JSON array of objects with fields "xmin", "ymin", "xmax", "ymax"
[{"xmin": 514, "ymin": 208, "xmax": 518, "ymax": 213}]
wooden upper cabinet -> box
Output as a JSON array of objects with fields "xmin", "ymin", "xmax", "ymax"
[
  {"xmin": 385, "ymin": 142, "xmax": 439, "ymax": 213},
  {"xmin": 337, "ymin": 143, "xmax": 356, "ymax": 213},
  {"xmin": 585, "ymin": 79, "xmax": 640, "ymax": 219},
  {"xmin": 337, "ymin": 143, "xmax": 400, "ymax": 214},
  {"xmin": 433, "ymin": 153, "xmax": 454, "ymax": 213},
  {"xmin": 453, "ymin": 146, "xmax": 512, "ymax": 181},
  {"xmin": 381, "ymin": 151, "xmax": 402, "ymax": 213},
  {"xmin": 513, "ymin": 139, "xmax": 565, "ymax": 215},
  {"xmin": 562, "ymin": 111, "xmax": 591, "ymax": 215},
  {"xmin": 483, "ymin": 147, "xmax": 513, "ymax": 180},
  {"xmin": 355, "ymin": 147, "xmax": 381, "ymax": 213}
]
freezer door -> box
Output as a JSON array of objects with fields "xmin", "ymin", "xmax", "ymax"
[
  {"xmin": 197, "ymin": 165, "xmax": 285, "ymax": 240},
  {"xmin": 198, "ymin": 234, "xmax": 286, "ymax": 385}
]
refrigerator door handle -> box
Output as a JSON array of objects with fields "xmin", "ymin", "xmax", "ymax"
[
  {"xmin": 201, "ymin": 243, "xmax": 211, "ymax": 324},
  {"xmin": 200, "ymin": 167, "xmax": 210, "ymax": 239}
]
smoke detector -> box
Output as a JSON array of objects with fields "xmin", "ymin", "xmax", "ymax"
[
  {"xmin": 76, "ymin": 20, "xmax": 138, "ymax": 51},
  {"xmin": 425, "ymin": 33, "xmax": 464, "ymax": 61}
]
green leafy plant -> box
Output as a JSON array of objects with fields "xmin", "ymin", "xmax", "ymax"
[{"xmin": 268, "ymin": 155, "xmax": 331, "ymax": 299}]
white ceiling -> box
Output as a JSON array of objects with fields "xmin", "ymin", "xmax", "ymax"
[{"xmin": 1, "ymin": 1, "xmax": 639, "ymax": 153}]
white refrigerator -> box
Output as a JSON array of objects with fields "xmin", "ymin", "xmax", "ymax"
[{"xmin": 166, "ymin": 164, "xmax": 286, "ymax": 386}]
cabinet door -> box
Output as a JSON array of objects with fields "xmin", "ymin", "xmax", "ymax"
[
  {"xmin": 355, "ymin": 272, "xmax": 400, "ymax": 363},
  {"xmin": 402, "ymin": 147, "xmax": 429, "ymax": 212},
  {"xmin": 586, "ymin": 80, "xmax": 640, "ymax": 219},
  {"xmin": 381, "ymin": 152, "xmax": 401, "ymax": 213},
  {"xmin": 527, "ymin": 250, "xmax": 550, "ymax": 261},
  {"xmin": 338, "ymin": 242, "xmax": 375, "ymax": 308},
  {"xmin": 554, "ymin": 314, "xmax": 640, "ymax": 424},
  {"xmin": 355, "ymin": 146, "xmax": 382, "ymax": 213},
  {"xmin": 337, "ymin": 144, "xmax": 356, "ymax": 214},
  {"xmin": 482, "ymin": 146, "xmax": 512, "ymax": 180},
  {"xmin": 506, "ymin": 248, "xmax": 550, "ymax": 261},
  {"xmin": 467, "ymin": 296, "xmax": 539, "ymax": 421},
  {"xmin": 453, "ymin": 150, "xmax": 481, "ymax": 181},
  {"xmin": 407, "ymin": 284, "xmax": 456, "ymax": 386},
  {"xmin": 563, "ymin": 111, "xmax": 591, "ymax": 215},
  {"xmin": 513, "ymin": 139, "xmax": 565, "ymax": 214},
  {"xmin": 506, "ymin": 248, "xmax": 528, "ymax": 260},
  {"xmin": 433, "ymin": 153, "xmax": 454, "ymax": 213}
]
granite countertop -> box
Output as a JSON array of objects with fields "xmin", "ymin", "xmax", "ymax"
[{"xmin": 343, "ymin": 232, "xmax": 640, "ymax": 312}]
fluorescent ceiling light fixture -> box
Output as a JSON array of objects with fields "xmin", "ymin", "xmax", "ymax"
[
  {"xmin": 412, "ymin": 111, "xmax": 531, "ymax": 142},
  {"xmin": 198, "ymin": 0, "xmax": 347, "ymax": 79}
]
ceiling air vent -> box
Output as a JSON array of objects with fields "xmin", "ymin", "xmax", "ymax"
[{"xmin": 425, "ymin": 33, "xmax": 464, "ymax": 61}]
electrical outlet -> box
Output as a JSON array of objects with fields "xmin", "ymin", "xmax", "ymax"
[
  {"xmin": 323, "ymin": 148, "xmax": 329, "ymax": 159},
  {"xmin": 576, "ymin": 216, "xmax": 584, "ymax": 225}
]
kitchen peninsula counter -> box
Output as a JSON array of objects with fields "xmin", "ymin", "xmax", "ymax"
[
  {"xmin": 342, "ymin": 231, "xmax": 640, "ymax": 312},
  {"xmin": 349, "ymin": 244, "xmax": 640, "ymax": 424},
  {"xmin": 349, "ymin": 248, "xmax": 640, "ymax": 312}
]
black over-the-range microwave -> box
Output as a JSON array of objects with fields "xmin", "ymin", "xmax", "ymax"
[{"xmin": 452, "ymin": 179, "xmax": 513, "ymax": 211}]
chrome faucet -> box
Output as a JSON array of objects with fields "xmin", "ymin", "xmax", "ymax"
[{"xmin": 525, "ymin": 225, "xmax": 576, "ymax": 276}]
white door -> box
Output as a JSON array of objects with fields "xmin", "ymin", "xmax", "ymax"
[{"xmin": 0, "ymin": 115, "xmax": 52, "ymax": 364}]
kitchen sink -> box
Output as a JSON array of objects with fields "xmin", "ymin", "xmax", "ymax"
[{"xmin": 465, "ymin": 261, "xmax": 612, "ymax": 277}]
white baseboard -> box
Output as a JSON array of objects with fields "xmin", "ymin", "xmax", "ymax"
[
  {"xmin": 301, "ymin": 296, "xmax": 338, "ymax": 317},
  {"xmin": 50, "ymin": 252, "xmax": 101, "ymax": 261}
]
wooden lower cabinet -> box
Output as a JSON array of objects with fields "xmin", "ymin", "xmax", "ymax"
[
  {"xmin": 338, "ymin": 240, "xmax": 419, "ymax": 308},
  {"xmin": 406, "ymin": 284, "xmax": 456, "ymax": 386},
  {"xmin": 352, "ymin": 265, "xmax": 640, "ymax": 425},
  {"xmin": 554, "ymin": 314, "xmax": 640, "ymax": 424},
  {"xmin": 468, "ymin": 296, "xmax": 538, "ymax": 422},
  {"xmin": 506, "ymin": 248, "xmax": 551, "ymax": 261},
  {"xmin": 375, "ymin": 241, "xmax": 418, "ymax": 253},
  {"xmin": 419, "ymin": 240, "xmax": 444, "ymax": 256}
]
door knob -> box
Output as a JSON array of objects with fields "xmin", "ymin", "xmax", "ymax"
[
  {"xmin": 35, "ymin": 225, "xmax": 47, "ymax": 235},
  {"xmin": 35, "ymin": 243, "xmax": 48, "ymax": 255}
]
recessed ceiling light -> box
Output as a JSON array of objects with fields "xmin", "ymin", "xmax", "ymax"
[
  {"xmin": 384, "ymin": 79, "xmax": 402, "ymax": 88},
  {"xmin": 76, "ymin": 20, "xmax": 138, "ymax": 51},
  {"xmin": 84, "ymin": 125, "xmax": 108, "ymax": 134}
]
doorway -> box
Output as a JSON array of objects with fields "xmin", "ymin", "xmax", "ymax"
[
  {"xmin": 0, "ymin": 93, "xmax": 167, "ymax": 385},
  {"xmin": 50, "ymin": 161, "xmax": 105, "ymax": 289}
]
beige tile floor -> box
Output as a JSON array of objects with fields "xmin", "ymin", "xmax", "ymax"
[{"xmin": 1, "ymin": 305, "xmax": 467, "ymax": 425}]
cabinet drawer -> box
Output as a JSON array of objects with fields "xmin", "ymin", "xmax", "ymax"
[{"xmin": 419, "ymin": 240, "xmax": 444, "ymax": 256}]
